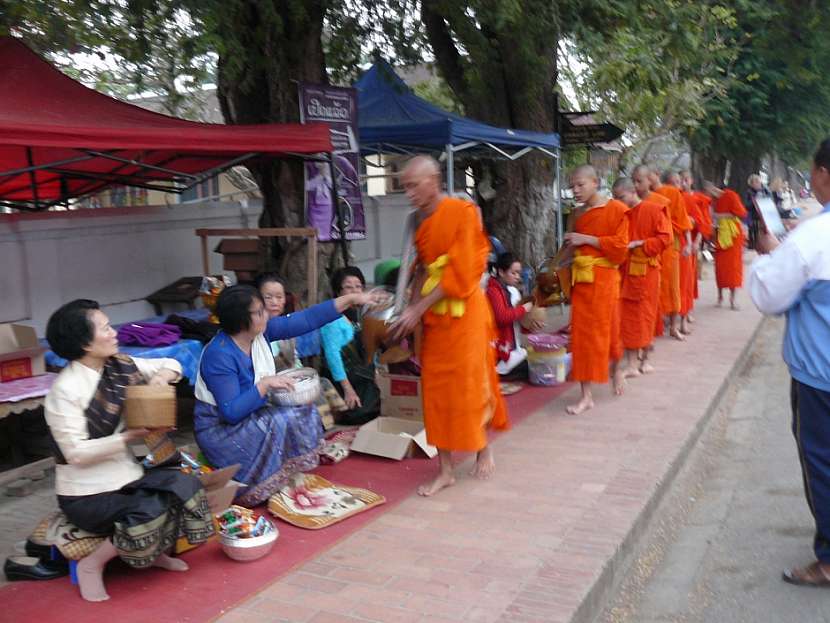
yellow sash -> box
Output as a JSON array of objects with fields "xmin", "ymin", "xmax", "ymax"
[
  {"xmin": 571, "ymin": 252, "xmax": 618, "ymax": 285},
  {"xmin": 717, "ymin": 216, "xmax": 741, "ymax": 249},
  {"xmin": 628, "ymin": 247, "xmax": 659, "ymax": 276},
  {"xmin": 421, "ymin": 254, "xmax": 465, "ymax": 317}
]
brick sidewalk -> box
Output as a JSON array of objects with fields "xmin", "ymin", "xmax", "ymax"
[{"xmin": 214, "ymin": 260, "xmax": 763, "ymax": 623}]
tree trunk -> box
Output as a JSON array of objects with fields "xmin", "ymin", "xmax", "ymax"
[
  {"xmin": 213, "ymin": 0, "xmax": 342, "ymax": 300},
  {"xmin": 690, "ymin": 148, "xmax": 727, "ymax": 188},
  {"xmin": 474, "ymin": 156, "xmax": 557, "ymax": 270},
  {"xmin": 422, "ymin": 1, "xmax": 560, "ymax": 270},
  {"xmin": 726, "ymin": 156, "xmax": 760, "ymax": 193}
]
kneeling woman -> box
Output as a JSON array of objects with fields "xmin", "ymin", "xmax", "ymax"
[
  {"xmin": 195, "ymin": 284, "xmax": 378, "ymax": 506},
  {"xmin": 44, "ymin": 299, "xmax": 213, "ymax": 602}
]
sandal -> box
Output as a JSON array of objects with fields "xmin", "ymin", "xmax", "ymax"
[{"xmin": 782, "ymin": 562, "xmax": 830, "ymax": 587}]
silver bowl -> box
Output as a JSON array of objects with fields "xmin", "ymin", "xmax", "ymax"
[
  {"xmin": 271, "ymin": 367, "xmax": 321, "ymax": 406},
  {"xmin": 219, "ymin": 519, "xmax": 279, "ymax": 562}
]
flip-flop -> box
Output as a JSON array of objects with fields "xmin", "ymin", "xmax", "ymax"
[{"xmin": 782, "ymin": 562, "xmax": 830, "ymax": 588}]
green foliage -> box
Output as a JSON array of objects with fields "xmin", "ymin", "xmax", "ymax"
[{"xmin": 689, "ymin": 0, "xmax": 830, "ymax": 164}]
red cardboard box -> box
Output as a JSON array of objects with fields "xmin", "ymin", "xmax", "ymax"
[{"xmin": 0, "ymin": 324, "xmax": 46, "ymax": 382}]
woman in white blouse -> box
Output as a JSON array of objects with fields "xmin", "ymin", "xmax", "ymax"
[{"xmin": 44, "ymin": 299, "xmax": 213, "ymax": 602}]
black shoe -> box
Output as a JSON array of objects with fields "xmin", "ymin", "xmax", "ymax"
[
  {"xmin": 24, "ymin": 539, "xmax": 52, "ymax": 560},
  {"xmin": 3, "ymin": 556, "xmax": 69, "ymax": 581},
  {"xmin": 23, "ymin": 539, "xmax": 68, "ymax": 570}
]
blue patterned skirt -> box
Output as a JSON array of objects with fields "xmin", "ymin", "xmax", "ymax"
[{"xmin": 194, "ymin": 400, "xmax": 323, "ymax": 506}]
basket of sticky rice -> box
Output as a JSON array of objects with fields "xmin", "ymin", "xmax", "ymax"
[{"xmin": 270, "ymin": 367, "xmax": 321, "ymax": 406}]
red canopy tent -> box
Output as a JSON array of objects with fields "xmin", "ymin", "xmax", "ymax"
[{"xmin": 0, "ymin": 37, "xmax": 332, "ymax": 210}]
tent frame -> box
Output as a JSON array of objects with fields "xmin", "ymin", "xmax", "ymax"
[{"xmin": 362, "ymin": 140, "xmax": 564, "ymax": 248}]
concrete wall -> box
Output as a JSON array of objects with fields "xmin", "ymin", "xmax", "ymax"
[
  {"xmin": 0, "ymin": 193, "xmax": 413, "ymax": 335},
  {"xmin": 0, "ymin": 201, "xmax": 260, "ymax": 334}
]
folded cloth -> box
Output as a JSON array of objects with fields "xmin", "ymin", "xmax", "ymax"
[
  {"xmin": 117, "ymin": 322, "xmax": 181, "ymax": 347},
  {"xmin": 164, "ymin": 314, "xmax": 219, "ymax": 343}
]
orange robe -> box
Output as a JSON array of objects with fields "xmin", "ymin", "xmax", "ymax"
[
  {"xmin": 415, "ymin": 196, "xmax": 508, "ymax": 452},
  {"xmin": 620, "ymin": 200, "xmax": 672, "ymax": 350},
  {"xmin": 713, "ymin": 189, "xmax": 748, "ymax": 289},
  {"xmin": 654, "ymin": 185, "xmax": 692, "ymax": 318},
  {"xmin": 569, "ymin": 200, "xmax": 629, "ymax": 383},
  {"xmin": 683, "ymin": 192, "xmax": 714, "ymax": 303},
  {"xmin": 692, "ymin": 192, "xmax": 713, "ymax": 240}
]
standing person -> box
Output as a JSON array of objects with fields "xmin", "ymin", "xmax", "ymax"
[
  {"xmin": 390, "ymin": 156, "xmax": 508, "ymax": 497},
  {"xmin": 677, "ymin": 171, "xmax": 712, "ymax": 328},
  {"xmin": 612, "ymin": 175, "xmax": 672, "ymax": 376},
  {"xmin": 652, "ymin": 169, "xmax": 694, "ymax": 340},
  {"xmin": 704, "ymin": 181, "xmax": 748, "ymax": 310},
  {"xmin": 485, "ymin": 252, "xmax": 541, "ymax": 379},
  {"xmin": 564, "ymin": 165, "xmax": 630, "ymax": 414},
  {"xmin": 745, "ymin": 174, "xmax": 769, "ymax": 249},
  {"xmin": 747, "ymin": 138, "xmax": 830, "ymax": 587}
]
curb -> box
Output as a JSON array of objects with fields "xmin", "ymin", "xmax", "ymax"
[{"xmin": 570, "ymin": 314, "xmax": 768, "ymax": 623}]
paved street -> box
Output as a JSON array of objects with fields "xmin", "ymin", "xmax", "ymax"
[{"xmin": 600, "ymin": 317, "xmax": 830, "ymax": 623}]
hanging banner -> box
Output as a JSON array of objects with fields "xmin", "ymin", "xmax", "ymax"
[{"xmin": 299, "ymin": 83, "xmax": 366, "ymax": 241}]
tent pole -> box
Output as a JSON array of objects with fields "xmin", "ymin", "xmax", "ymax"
[
  {"xmin": 328, "ymin": 152, "xmax": 350, "ymax": 267},
  {"xmin": 446, "ymin": 144, "xmax": 454, "ymax": 194},
  {"xmin": 555, "ymin": 148, "xmax": 563, "ymax": 249}
]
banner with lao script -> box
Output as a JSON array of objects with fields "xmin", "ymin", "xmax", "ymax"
[{"xmin": 299, "ymin": 83, "xmax": 366, "ymax": 241}]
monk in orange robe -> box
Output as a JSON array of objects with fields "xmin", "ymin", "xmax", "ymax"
[
  {"xmin": 564, "ymin": 165, "xmax": 629, "ymax": 414},
  {"xmin": 679, "ymin": 170, "xmax": 714, "ymax": 317},
  {"xmin": 648, "ymin": 167, "xmax": 693, "ymax": 340},
  {"xmin": 391, "ymin": 156, "xmax": 508, "ymax": 497},
  {"xmin": 612, "ymin": 175, "xmax": 671, "ymax": 376},
  {"xmin": 704, "ymin": 181, "xmax": 748, "ymax": 310}
]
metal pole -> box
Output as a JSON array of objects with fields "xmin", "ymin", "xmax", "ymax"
[
  {"xmin": 328, "ymin": 152, "xmax": 350, "ymax": 267},
  {"xmin": 446, "ymin": 144, "xmax": 454, "ymax": 194},
  {"xmin": 555, "ymin": 148, "xmax": 563, "ymax": 249}
]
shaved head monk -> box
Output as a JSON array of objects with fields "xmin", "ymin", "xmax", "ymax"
[
  {"xmin": 390, "ymin": 155, "xmax": 508, "ymax": 496},
  {"xmin": 564, "ymin": 165, "xmax": 629, "ymax": 414},
  {"xmin": 704, "ymin": 180, "xmax": 748, "ymax": 310},
  {"xmin": 612, "ymin": 176, "xmax": 671, "ymax": 376},
  {"xmin": 652, "ymin": 167, "xmax": 693, "ymax": 340}
]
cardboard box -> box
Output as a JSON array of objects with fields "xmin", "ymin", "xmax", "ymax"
[
  {"xmin": 214, "ymin": 238, "xmax": 264, "ymax": 271},
  {"xmin": 376, "ymin": 366, "xmax": 423, "ymax": 421},
  {"xmin": 0, "ymin": 323, "xmax": 46, "ymax": 382},
  {"xmin": 351, "ymin": 417, "xmax": 437, "ymax": 461}
]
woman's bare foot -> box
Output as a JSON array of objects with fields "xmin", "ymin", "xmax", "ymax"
[
  {"xmin": 152, "ymin": 554, "xmax": 189, "ymax": 572},
  {"xmin": 77, "ymin": 555, "xmax": 110, "ymax": 602},
  {"xmin": 417, "ymin": 472, "xmax": 456, "ymax": 497},
  {"xmin": 566, "ymin": 396, "xmax": 594, "ymax": 415},
  {"xmin": 471, "ymin": 446, "xmax": 495, "ymax": 479}
]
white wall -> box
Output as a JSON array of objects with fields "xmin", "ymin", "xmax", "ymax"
[
  {"xmin": 0, "ymin": 201, "xmax": 260, "ymax": 334},
  {"xmin": 0, "ymin": 193, "xmax": 414, "ymax": 335}
]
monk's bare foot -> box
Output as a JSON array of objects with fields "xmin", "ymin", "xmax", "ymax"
[
  {"xmin": 77, "ymin": 556, "xmax": 110, "ymax": 602},
  {"xmin": 613, "ymin": 371, "xmax": 626, "ymax": 396},
  {"xmin": 687, "ymin": 313, "xmax": 696, "ymax": 324},
  {"xmin": 639, "ymin": 362, "xmax": 655, "ymax": 374},
  {"xmin": 566, "ymin": 396, "xmax": 594, "ymax": 415},
  {"xmin": 152, "ymin": 554, "xmax": 189, "ymax": 572},
  {"xmin": 670, "ymin": 329, "xmax": 686, "ymax": 341},
  {"xmin": 418, "ymin": 473, "xmax": 455, "ymax": 497},
  {"xmin": 680, "ymin": 323, "xmax": 692, "ymax": 335},
  {"xmin": 716, "ymin": 298, "xmax": 723, "ymax": 308},
  {"xmin": 730, "ymin": 302, "xmax": 740, "ymax": 311},
  {"xmin": 623, "ymin": 366, "xmax": 642, "ymax": 379},
  {"xmin": 471, "ymin": 446, "xmax": 495, "ymax": 479}
]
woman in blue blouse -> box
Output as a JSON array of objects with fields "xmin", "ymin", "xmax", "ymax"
[
  {"xmin": 194, "ymin": 284, "xmax": 379, "ymax": 506},
  {"xmin": 320, "ymin": 267, "xmax": 382, "ymax": 426}
]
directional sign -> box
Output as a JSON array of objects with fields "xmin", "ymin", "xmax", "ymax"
[{"xmin": 560, "ymin": 122, "xmax": 623, "ymax": 147}]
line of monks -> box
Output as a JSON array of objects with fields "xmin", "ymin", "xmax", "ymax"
[{"xmin": 564, "ymin": 164, "xmax": 749, "ymax": 415}]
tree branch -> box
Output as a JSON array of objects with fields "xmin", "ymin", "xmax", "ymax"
[{"xmin": 420, "ymin": 1, "xmax": 468, "ymax": 103}]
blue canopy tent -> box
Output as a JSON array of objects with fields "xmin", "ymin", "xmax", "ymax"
[{"xmin": 354, "ymin": 61, "xmax": 564, "ymax": 242}]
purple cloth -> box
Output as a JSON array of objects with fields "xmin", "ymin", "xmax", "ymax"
[{"xmin": 117, "ymin": 322, "xmax": 181, "ymax": 347}]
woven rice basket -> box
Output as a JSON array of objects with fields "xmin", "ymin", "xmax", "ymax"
[{"xmin": 124, "ymin": 385, "xmax": 176, "ymax": 429}]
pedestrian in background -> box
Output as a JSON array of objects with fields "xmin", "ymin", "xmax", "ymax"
[{"xmin": 748, "ymin": 138, "xmax": 830, "ymax": 587}]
